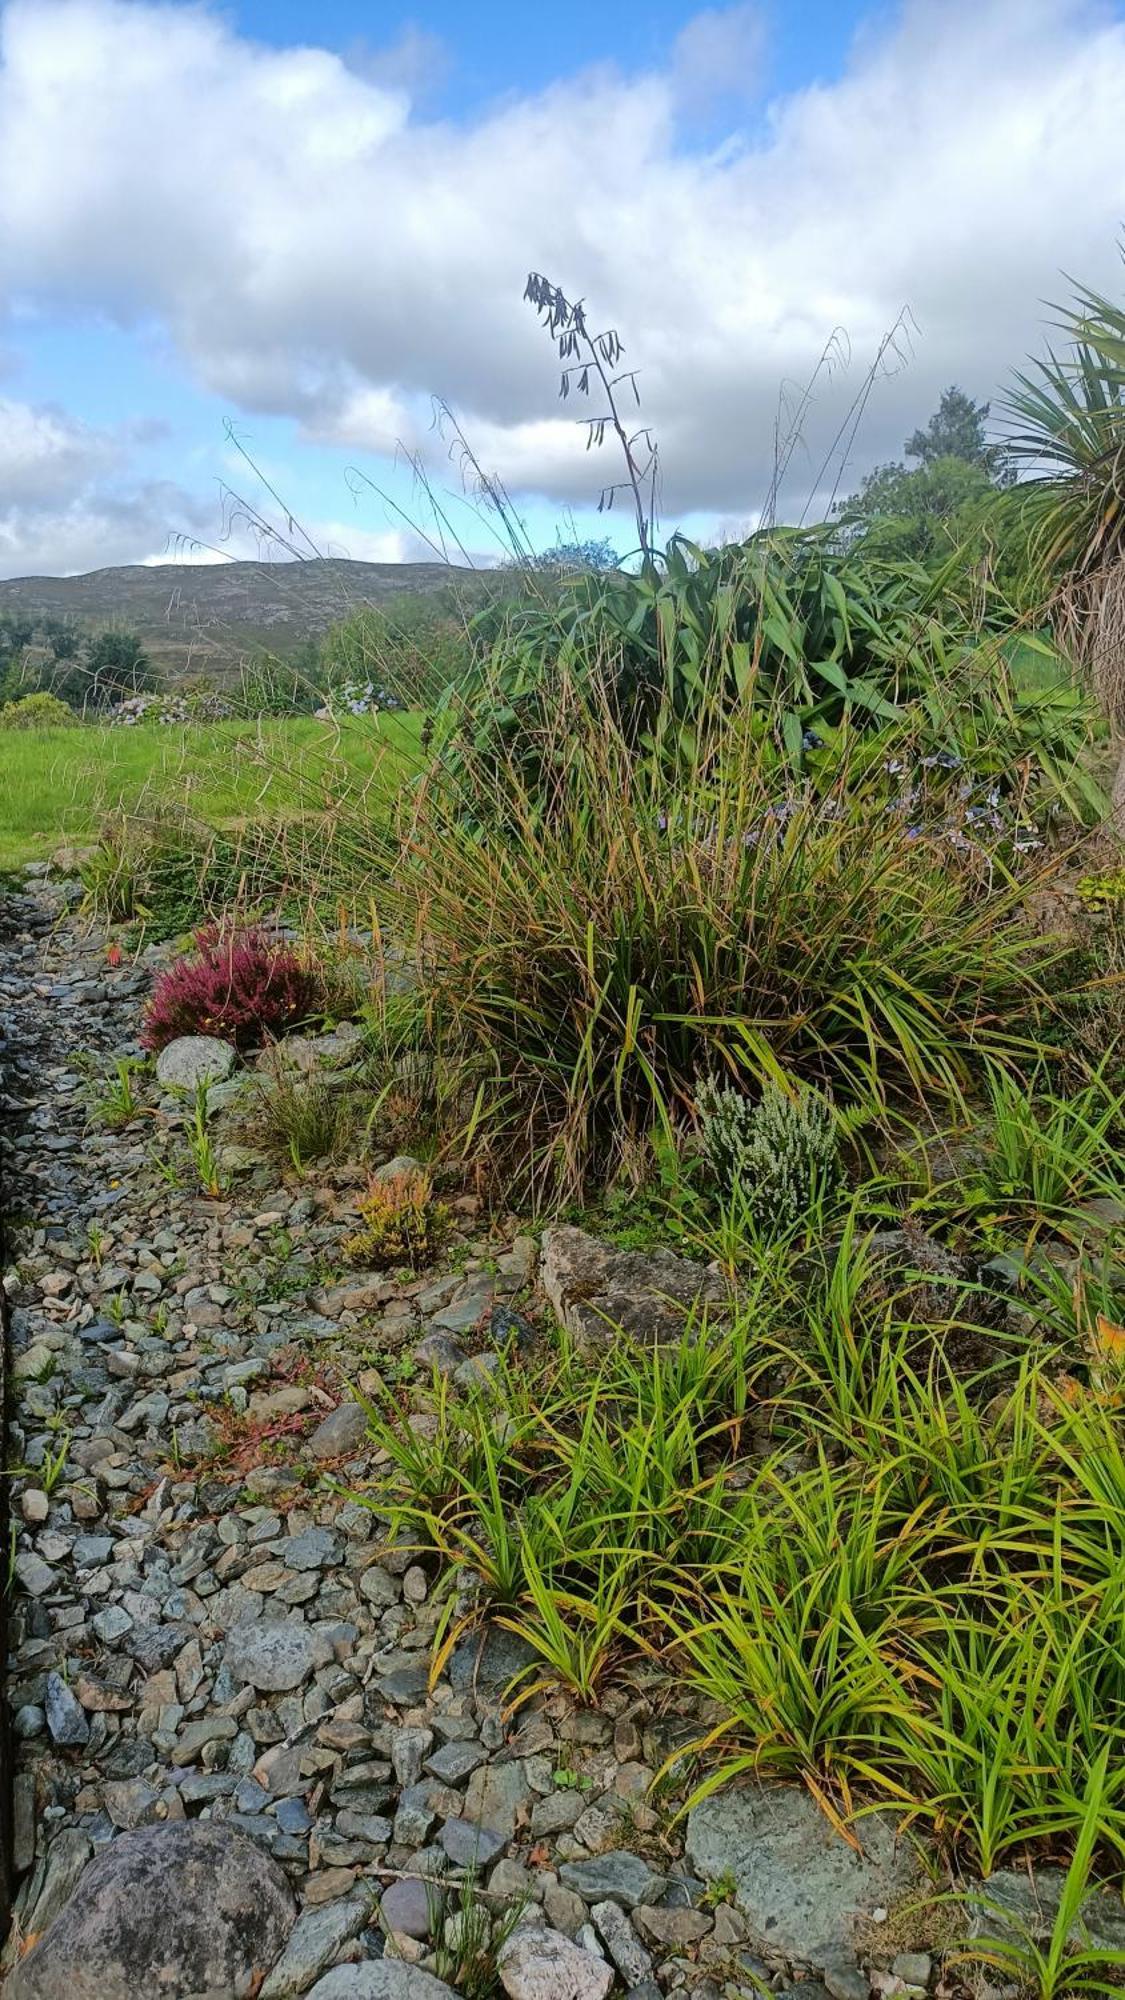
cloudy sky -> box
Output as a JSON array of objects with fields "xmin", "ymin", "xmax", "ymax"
[{"xmin": 0, "ymin": 0, "xmax": 1124, "ymax": 578}]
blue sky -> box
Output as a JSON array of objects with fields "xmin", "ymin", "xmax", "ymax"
[{"xmin": 0, "ymin": 0, "xmax": 1123, "ymax": 576}]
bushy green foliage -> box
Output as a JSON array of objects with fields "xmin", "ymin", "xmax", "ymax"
[
  {"xmin": 321, "ymin": 590, "xmax": 481, "ymax": 711},
  {"xmin": 85, "ymin": 628, "xmax": 155, "ymax": 706},
  {"xmin": 79, "ymin": 811, "xmax": 251, "ymax": 935},
  {"xmin": 0, "ymin": 690, "xmax": 80, "ymax": 729},
  {"xmin": 441, "ymin": 528, "xmax": 1098, "ymax": 819},
  {"xmin": 696, "ymin": 1074, "xmax": 841, "ymax": 1229},
  {"xmin": 330, "ymin": 659, "xmax": 1063, "ymax": 1202}
]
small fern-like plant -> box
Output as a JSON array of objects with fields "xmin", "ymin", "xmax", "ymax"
[{"xmin": 696, "ymin": 1074, "xmax": 841, "ymax": 1231}]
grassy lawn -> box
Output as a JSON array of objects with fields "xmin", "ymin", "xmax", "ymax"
[{"xmin": 0, "ymin": 713, "xmax": 422, "ymax": 871}]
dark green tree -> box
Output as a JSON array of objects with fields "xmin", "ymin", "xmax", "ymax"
[
  {"xmin": 834, "ymin": 385, "xmax": 1016, "ymax": 568},
  {"xmin": 85, "ymin": 629, "xmax": 156, "ymax": 707},
  {"xmin": 905, "ymin": 385, "xmax": 1002, "ymax": 472}
]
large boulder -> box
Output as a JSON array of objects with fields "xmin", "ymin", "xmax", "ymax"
[
  {"xmin": 7, "ymin": 1821, "xmax": 296, "ymax": 2000},
  {"xmin": 686, "ymin": 1782, "xmax": 925, "ymax": 1971},
  {"xmin": 540, "ymin": 1226, "xmax": 730, "ymax": 1346}
]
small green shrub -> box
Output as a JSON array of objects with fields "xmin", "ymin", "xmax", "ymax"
[
  {"xmin": 696, "ymin": 1074, "xmax": 841, "ymax": 1229},
  {"xmin": 248, "ymin": 1051, "xmax": 359, "ymax": 1172},
  {"xmin": 345, "ymin": 1167, "xmax": 448, "ymax": 1268},
  {"xmin": 80, "ymin": 811, "xmax": 253, "ymax": 935},
  {"xmin": 0, "ymin": 691, "xmax": 80, "ymax": 730}
]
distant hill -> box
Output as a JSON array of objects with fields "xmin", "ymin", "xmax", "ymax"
[{"xmin": 0, "ymin": 557, "xmax": 481, "ymax": 679}]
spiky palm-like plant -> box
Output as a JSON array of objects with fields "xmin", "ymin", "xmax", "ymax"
[{"xmin": 1004, "ymin": 257, "xmax": 1125, "ymax": 722}]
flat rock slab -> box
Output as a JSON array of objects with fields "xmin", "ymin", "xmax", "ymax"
[
  {"xmin": 155, "ymin": 1034, "xmax": 237, "ymax": 1089},
  {"xmin": 225, "ymin": 1617, "xmax": 329, "ymax": 1691},
  {"xmin": 541, "ymin": 1225, "xmax": 731, "ymax": 1346},
  {"xmin": 260, "ymin": 1892, "xmax": 371, "ymax": 1997},
  {"xmin": 558, "ymin": 1851, "xmax": 666, "ymax": 1910},
  {"xmin": 7, "ymin": 1821, "xmax": 295, "ymax": 2000},
  {"xmin": 686, "ymin": 1783, "xmax": 925, "ymax": 1971},
  {"xmin": 965, "ymin": 1869, "xmax": 1125, "ymax": 1953},
  {"xmin": 499, "ymin": 1924, "xmax": 615, "ymax": 2000},
  {"xmin": 308, "ymin": 1968, "xmax": 461, "ymax": 2000}
]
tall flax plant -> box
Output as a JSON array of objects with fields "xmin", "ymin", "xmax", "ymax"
[{"xmin": 366, "ymin": 664, "xmax": 1057, "ymax": 1203}]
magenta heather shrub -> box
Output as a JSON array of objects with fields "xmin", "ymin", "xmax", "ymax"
[{"xmin": 141, "ymin": 927, "xmax": 322, "ymax": 1052}]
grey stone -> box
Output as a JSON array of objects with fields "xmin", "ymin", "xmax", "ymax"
[
  {"xmin": 359, "ymin": 1564, "xmax": 400, "ymax": 1608},
  {"xmin": 464, "ymin": 1759, "xmax": 533, "ymax": 1839},
  {"xmin": 7, "ymin": 1821, "xmax": 294, "ymax": 2000},
  {"xmin": 379, "ymin": 1875, "xmax": 438, "ymax": 1939},
  {"xmin": 592, "ymin": 1901, "xmax": 654, "ymax": 1985},
  {"xmin": 391, "ymin": 1726, "xmax": 434, "ymax": 1788},
  {"xmin": 449, "ymin": 1624, "xmax": 538, "ymax": 1695},
  {"xmin": 426, "ymin": 1738, "xmax": 488, "ymax": 1784},
  {"xmin": 414, "ymin": 1333, "xmax": 467, "ymax": 1376},
  {"xmin": 225, "ymin": 1617, "xmax": 324, "ymax": 1691},
  {"xmin": 965, "ymin": 1869, "xmax": 1125, "ymax": 1954},
  {"xmin": 822, "ymin": 1957, "xmax": 870, "ymax": 2000},
  {"xmin": 372, "ymin": 1153, "xmax": 424, "ymax": 1182},
  {"xmin": 275, "ymin": 1796, "xmax": 313, "ymax": 1835},
  {"xmin": 104, "ymin": 1779, "xmax": 162, "ymax": 1831},
  {"xmin": 631, "ymin": 1905, "xmax": 712, "ymax": 1947},
  {"xmin": 431, "ymin": 1289, "xmax": 493, "ymax": 1334},
  {"xmin": 891, "ymin": 1955, "xmax": 932, "ymax": 1988},
  {"xmin": 44, "ymin": 1671, "xmax": 90, "ymax": 1747},
  {"xmin": 307, "ymin": 1968, "xmax": 460, "ymax": 2000},
  {"xmin": 19, "ymin": 1829, "xmax": 92, "ymax": 1941},
  {"xmin": 541, "ymin": 1225, "xmax": 731, "ymax": 1347},
  {"xmin": 91, "ymin": 1604, "xmax": 133, "ymax": 1644},
  {"xmin": 498, "ymin": 1924, "xmax": 614, "ymax": 2000},
  {"xmin": 15, "ymin": 1550, "xmax": 56, "ymax": 1597},
  {"xmin": 530, "ymin": 1790, "xmax": 585, "ymax": 1837},
  {"xmin": 261, "ymin": 1891, "xmax": 371, "ymax": 1997},
  {"xmin": 309, "ymin": 1402, "xmax": 368, "ymax": 1460},
  {"xmin": 155, "ymin": 1034, "xmax": 237, "ymax": 1089},
  {"xmin": 686, "ymin": 1784, "xmax": 925, "ymax": 1971},
  {"xmin": 544, "ymin": 1885, "xmax": 588, "ymax": 1937},
  {"xmin": 558, "ymin": 1852, "xmax": 665, "ymax": 1911},
  {"xmin": 285, "ymin": 1526, "xmax": 342, "ymax": 1570},
  {"xmin": 439, "ymin": 1816, "xmax": 507, "ymax": 1868}
]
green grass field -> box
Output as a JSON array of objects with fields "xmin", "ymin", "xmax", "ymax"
[{"xmin": 0, "ymin": 714, "xmax": 422, "ymax": 870}]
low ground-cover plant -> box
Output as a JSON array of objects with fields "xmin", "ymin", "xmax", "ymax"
[
  {"xmin": 345, "ymin": 1165, "xmax": 449, "ymax": 1268},
  {"xmin": 352, "ymin": 1218, "xmax": 1125, "ymax": 1879},
  {"xmin": 141, "ymin": 926, "xmax": 323, "ymax": 1051},
  {"xmin": 696, "ymin": 1073, "xmax": 842, "ymax": 1230},
  {"xmin": 246, "ymin": 1049, "xmax": 360, "ymax": 1171}
]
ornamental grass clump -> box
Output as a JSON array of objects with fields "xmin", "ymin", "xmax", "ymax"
[
  {"xmin": 141, "ymin": 926, "xmax": 322, "ymax": 1052},
  {"xmin": 696, "ymin": 1073, "xmax": 841, "ymax": 1230},
  {"xmin": 367, "ymin": 669, "xmax": 1056, "ymax": 1204}
]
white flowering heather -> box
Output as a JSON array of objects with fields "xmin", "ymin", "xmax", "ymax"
[{"xmin": 696, "ymin": 1074, "xmax": 840, "ymax": 1230}]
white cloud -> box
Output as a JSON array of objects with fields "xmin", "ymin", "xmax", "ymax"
[
  {"xmin": 0, "ymin": 0, "xmax": 1124, "ymax": 550},
  {"xmin": 0, "ymin": 394, "xmax": 212, "ymax": 575}
]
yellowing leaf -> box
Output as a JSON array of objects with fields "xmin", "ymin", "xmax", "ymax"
[{"xmin": 1093, "ymin": 1313, "xmax": 1125, "ymax": 1359}]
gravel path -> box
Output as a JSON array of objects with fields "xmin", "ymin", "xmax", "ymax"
[{"xmin": 0, "ymin": 884, "xmax": 729, "ymax": 1999}]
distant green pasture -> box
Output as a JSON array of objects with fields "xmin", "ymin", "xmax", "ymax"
[{"xmin": 0, "ymin": 713, "xmax": 421, "ymax": 870}]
